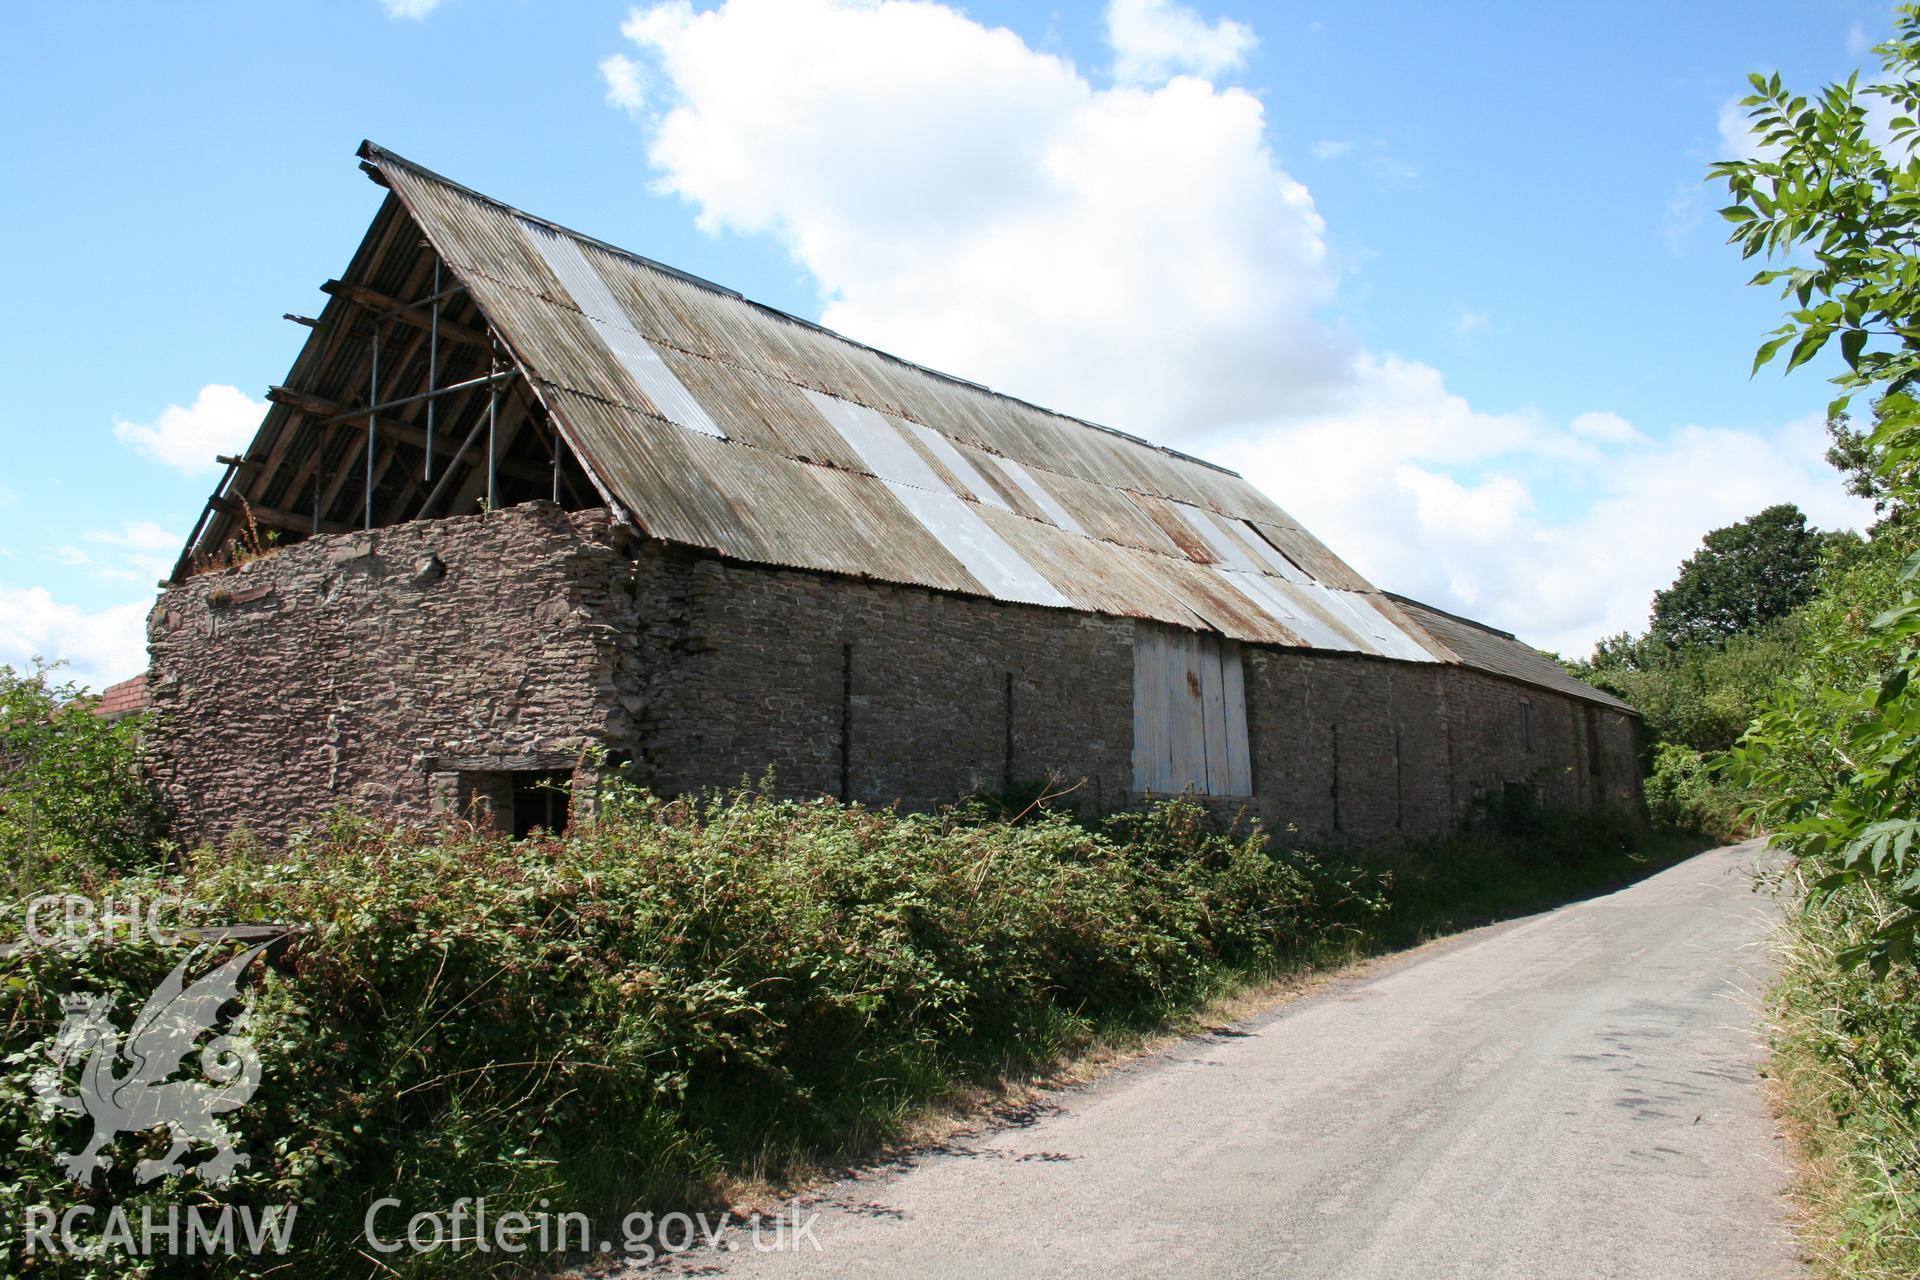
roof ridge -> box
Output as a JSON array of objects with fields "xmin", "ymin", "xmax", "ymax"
[{"xmin": 356, "ymin": 140, "xmax": 1243, "ymax": 479}]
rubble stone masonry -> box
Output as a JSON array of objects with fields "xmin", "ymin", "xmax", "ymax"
[{"xmin": 148, "ymin": 502, "xmax": 1641, "ymax": 847}]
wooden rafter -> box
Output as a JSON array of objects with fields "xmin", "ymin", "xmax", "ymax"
[
  {"xmin": 179, "ymin": 194, "xmax": 597, "ymax": 577},
  {"xmin": 209, "ymin": 495, "xmax": 352, "ymax": 536},
  {"xmin": 321, "ymin": 279, "xmax": 490, "ymax": 349}
]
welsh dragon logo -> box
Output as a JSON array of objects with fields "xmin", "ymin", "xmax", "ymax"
[{"xmin": 32, "ymin": 941, "xmax": 270, "ymax": 1187}]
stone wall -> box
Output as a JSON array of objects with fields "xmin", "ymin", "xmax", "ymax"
[
  {"xmin": 614, "ymin": 549, "xmax": 1136, "ymax": 813},
  {"xmin": 149, "ymin": 502, "xmax": 1641, "ymax": 846},
  {"xmin": 612, "ymin": 543, "xmax": 1640, "ymax": 836},
  {"xmin": 146, "ymin": 503, "xmax": 630, "ymax": 846},
  {"xmin": 1236, "ymin": 650, "xmax": 1641, "ymax": 844}
]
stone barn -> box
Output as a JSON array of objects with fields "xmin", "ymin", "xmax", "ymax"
[{"xmin": 146, "ymin": 142, "xmax": 1640, "ymax": 845}]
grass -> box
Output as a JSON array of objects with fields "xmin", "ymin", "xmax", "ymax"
[
  {"xmin": 1369, "ymin": 828, "xmax": 1717, "ymax": 948},
  {"xmin": 1763, "ymin": 870, "xmax": 1920, "ymax": 1280}
]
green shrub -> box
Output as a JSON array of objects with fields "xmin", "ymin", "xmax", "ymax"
[
  {"xmin": 1645, "ymin": 743, "xmax": 1750, "ymax": 840},
  {"xmin": 0, "ymin": 662, "xmax": 161, "ymax": 888},
  {"xmin": 0, "ymin": 787, "xmax": 1388, "ymax": 1277}
]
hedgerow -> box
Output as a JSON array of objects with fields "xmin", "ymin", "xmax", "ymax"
[{"xmin": 0, "ymin": 785, "xmax": 1386, "ymax": 1277}]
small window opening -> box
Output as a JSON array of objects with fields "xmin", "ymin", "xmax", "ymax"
[
  {"xmin": 511, "ymin": 770, "xmax": 572, "ymax": 838},
  {"xmin": 458, "ymin": 769, "xmax": 572, "ymax": 838},
  {"xmin": 1521, "ymin": 699, "xmax": 1535, "ymax": 752}
]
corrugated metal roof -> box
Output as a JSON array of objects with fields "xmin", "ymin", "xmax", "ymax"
[
  {"xmin": 1387, "ymin": 595, "xmax": 1637, "ymax": 713},
  {"xmin": 355, "ymin": 142, "xmax": 1600, "ymax": 682}
]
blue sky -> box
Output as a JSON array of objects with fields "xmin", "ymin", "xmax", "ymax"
[{"xmin": 0, "ymin": 0, "xmax": 1891, "ymax": 689}]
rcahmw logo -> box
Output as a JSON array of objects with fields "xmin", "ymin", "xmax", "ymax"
[
  {"xmin": 25, "ymin": 1203, "xmax": 297, "ymax": 1259},
  {"xmin": 11, "ymin": 892, "xmax": 300, "ymax": 1256},
  {"xmin": 34, "ymin": 943, "xmax": 267, "ymax": 1187}
]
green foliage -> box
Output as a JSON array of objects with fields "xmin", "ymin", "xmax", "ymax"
[
  {"xmin": 0, "ymin": 788, "xmax": 1389, "ymax": 1277},
  {"xmin": 1643, "ymin": 743, "xmax": 1750, "ymax": 839},
  {"xmin": 1706, "ymin": 22, "xmax": 1920, "ymax": 1268},
  {"xmin": 1578, "ymin": 618, "xmax": 1807, "ymax": 754},
  {"xmin": 1725, "ymin": 527, "xmax": 1920, "ymax": 973},
  {"xmin": 0, "ymin": 662, "xmax": 161, "ymax": 887},
  {"xmin": 1714, "ymin": 7, "xmax": 1920, "ymax": 976},
  {"xmin": 1649, "ymin": 503, "xmax": 1830, "ymax": 650},
  {"xmin": 1830, "ymin": 405, "xmax": 1916, "ymax": 523},
  {"xmin": 1714, "ymin": 16, "xmax": 1920, "ymax": 404}
]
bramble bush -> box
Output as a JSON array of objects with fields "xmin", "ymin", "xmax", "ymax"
[
  {"xmin": 1644, "ymin": 743, "xmax": 1752, "ymax": 840},
  {"xmin": 0, "ymin": 785, "xmax": 1389, "ymax": 1278},
  {"xmin": 0, "ymin": 670, "xmax": 1665, "ymax": 1278}
]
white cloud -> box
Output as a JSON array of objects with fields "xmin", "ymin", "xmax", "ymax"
[
  {"xmin": 113, "ymin": 384, "xmax": 264, "ymax": 476},
  {"xmin": 617, "ymin": 0, "xmax": 1343, "ymax": 431},
  {"xmin": 1717, "ymin": 96, "xmax": 1762, "ymax": 161},
  {"xmin": 1213, "ymin": 409, "xmax": 1869, "ymax": 656},
  {"xmin": 377, "ymin": 0, "xmax": 448, "ymax": 18},
  {"xmin": 1304, "ymin": 135, "xmax": 1415, "ymax": 184},
  {"xmin": 54, "ymin": 522, "xmax": 181, "ymax": 586},
  {"xmin": 1849, "ymin": 21, "xmax": 1872, "ymax": 56},
  {"xmin": 0, "ymin": 587, "xmax": 151, "ymax": 692},
  {"xmin": 601, "ymin": 53, "xmax": 649, "ymax": 113},
  {"xmin": 1569, "ymin": 410, "xmax": 1642, "ymax": 444},
  {"xmin": 1106, "ymin": 0, "xmax": 1255, "ymax": 84},
  {"xmin": 1451, "ymin": 309, "xmax": 1490, "ymax": 337},
  {"xmin": 1662, "ymin": 180, "xmax": 1707, "ymax": 254},
  {"xmin": 604, "ymin": 0, "xmax": 1874, "ymax": 658}
]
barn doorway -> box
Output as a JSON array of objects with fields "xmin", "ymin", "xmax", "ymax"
[{"xmin": 1131, "ymin": 621, "xmax": 1251, "ymax": 796}]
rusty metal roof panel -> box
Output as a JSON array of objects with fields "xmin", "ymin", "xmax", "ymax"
[
  {"xmin": 365, "ymin": 143, "xmax": 1460, "ymax": 663},
  {"xmin": 994, "ymin": 457, "xmax": 1088, "ymax": 536},
  {"xmin": 899, "ymin": 422, "xmax": 1011, "ymax": 510},
  {"xmin": 541, "ymin": 385, "xmax": 990, "ymax": 593},
  {"xmin": 1166, "ymin": 561, "xmax": 1311, "ymax": 647},
  {"xmin": 664, "ymin": 348, "xmax": 867, "ymax": 470},
  {"xmin": 1177, "ymin": 502, "xmax": 1268, "ymax": 574},
  {"xmin": 1349, "ymin": 592, "xmax": 1456, "ymax": 663},
  {"xmin": 1126, "ymin": 492, "xmax": 1222, "ymax": 564},
  {"xmin": 516, "ymin": 217, "xmax": 727, "ymax": 440},
  {"xmin": 1009, "ymin": 463, "xmax": 1190, "ymax": 559},
  {"xmin": 980, "ymin": 510, "xmax": 1195, "ymax": 627},
  {"xmin": 390, "ymin": 167, "xmax": 555, "ymax": 297},
  {"xmin": 1245, "ymin": 519, "xmax": 1370, "ymax": 592},
  {"xmin": 1222, "ymin": 572, "xmax": 1367, "ymax": 652}
]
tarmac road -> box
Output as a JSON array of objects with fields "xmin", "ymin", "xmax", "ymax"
[{"xmin": 654, "ymin": 840, "xmax": 1805, "ymax": 1278}]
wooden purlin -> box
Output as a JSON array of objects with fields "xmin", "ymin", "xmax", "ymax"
[
  {"xmin": 320, "ymin": 279, "xmax": 490, "ymax": 350},
  {"xmin": 238, "ymin": 230, "xmax": 518, "ymax": 545},
  {"xmin": 176, "ymin": 195, "xmax": 422, "ymax": 575}
]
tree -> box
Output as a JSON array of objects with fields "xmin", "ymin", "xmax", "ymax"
[
  {"xmin": 1649, "ymin": 504, "xmax": 1826, "ymax": 649},
  {"xmin": 0, "ymin": 661, "xmax": 160, "ymax": 883},
  {"xmin": 1827, "ymin": 400, "xmax": 1916, "ymax": 521},
  {"xmin": 1714, "ymin": 9, "xmax": 1920, "ymax": 972}
]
